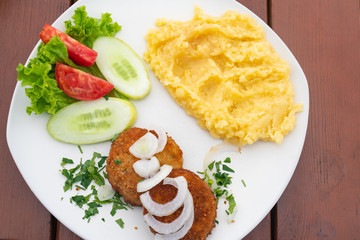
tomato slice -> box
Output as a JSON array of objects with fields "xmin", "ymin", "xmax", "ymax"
[
  {"xmin": 40, "ymin": 24, "xmax": 97, "ymax": 67},
  {"xmin": 55, "ymin": 63, "xmax": 114, "ymax": 101}
]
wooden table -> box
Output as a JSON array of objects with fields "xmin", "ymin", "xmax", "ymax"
[{"xmin": 1, "ymin": 0, "xmax": 359, "ymax": 239}]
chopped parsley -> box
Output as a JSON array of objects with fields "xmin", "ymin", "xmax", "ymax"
[
  {"xmin": 226, "ymin": 194, "xmax": 236, "ymax": 215},
  {"xmin": 114, "ymin": 159, "xmax": 122, "ymax": 165},
  {"xmin": 60, "ymin": 152, "xmax": 107, "ymax": 192},
  {"xmin": 222, "ymin": 164, "xmax": 235, "ymax": 173},
  {"xmin": 60, "ymin": 149, "xmax": 132, "ymax": 225},
  {"xmin": 93, "ymin": 192, "xmax": 133, "ymax": 216},
  {"xmin": 241, "ymin": 179, "xmax": 247, "ymax": 187},
  {"xmin": 98, "ymin": 156, "xmax": 107, "ymax": 168},
  {"xmin": 75, "ymin": 185, "xmax": 86, "ymax": 191},
  {"xmin": 61, "ymin": 157, "xmax": 74, "ymax": 167},
  {"xmin": 77, "ymin": 145, "xmax": 83, "ymax": 154},
  {"xmin": 71, "ymin": 194, "xmax": 92, "ymax": 208},
  {"xmin": 115, "ymin": 218, "xmax": 125, "ymax": 228},
  {"xmin": 208, "ymin": 161, "xmax": 215, "ymax": 171},
  {"xmin": 199, "ymin": 157, "xmax": 239, "ymax": 216},
  {"xmin": 110, "ymin": 133, "xmax": 120, "ymax": 142}
]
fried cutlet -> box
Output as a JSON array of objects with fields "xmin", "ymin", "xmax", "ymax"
[
  {"xmin": 106, "ymin": 127, "xmax": 183, "ymax": 206},
  {"xmin": 143, "ymin": 168, "xmax": 217, "ymax": 240}
]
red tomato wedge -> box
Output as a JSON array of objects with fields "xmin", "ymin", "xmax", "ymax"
[
  {"xmin": 55, "ymin": 63, "xmax": 114, "ymax": 101},
  {"xmin": 40, "ymin": 24, "xmax": 97, "ymax": 67}
]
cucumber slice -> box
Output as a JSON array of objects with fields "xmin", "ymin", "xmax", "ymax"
[
  {"xmin": 93, "ymin": 37, "xmax": 151, "ymax": 99},
  {"xmin": 47, "ymin": 97, "xmax": 137, "ymax": 144}
]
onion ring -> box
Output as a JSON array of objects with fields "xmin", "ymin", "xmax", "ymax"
[
  {"xmin": 133, "ymin": 156, "xmax": 161, "ymax": 178},
  {"xmin": 203, "ymin": 142, "xmax": 240, "ymax": 170},
  {"xmin": 137, "ymin": 165, "xmax": 173, "ymax": 193},
  {"xmin": 144, "ymin": 190, "xmax": 194, "ymax": 235},
  {"xmin": 140, "ymin": 176, "xmax": 188, "ymax": 216},
  {"xmin": 151, "ymin": 126, "xmax": 168, "ymax": 153},
  {"xmin": 154, "ymin": 207, "xmax": 194, "ymax": 240},
  {"xmin": 129, "ymin": 132, "xmax": 159, "ymax": 159}
]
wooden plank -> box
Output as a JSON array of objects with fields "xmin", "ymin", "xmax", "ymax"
[
  {"xmin": 237, "ymin": 0, "xmax": 268, "ymax": 22},
  {"xmin": 271, "ymin": 0, "xmax": 360, "ymax": 239},
  {"xmin": 57, "ymin": 222, "xmax": 83, "ymax": 240},
  {"xmin": 0, "ymin": 0, "xmax": 70, "ymax": 239},
  {"xmin": 244, "ymin": 215, "xmax": 272, "ymax": 240}
]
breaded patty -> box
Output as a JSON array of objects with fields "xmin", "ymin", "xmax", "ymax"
[
  {"xmin": 106, "ymin": 127, "xmax": 183, "ymax": 206},
  {"xmin": 143, "ymin": 168, "xmax": 217, "ymax": 240}
]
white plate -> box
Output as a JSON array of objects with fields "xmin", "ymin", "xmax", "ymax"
[{"xmin": 6, "ymin": 0, "xmax": 309, "ymax": 239}]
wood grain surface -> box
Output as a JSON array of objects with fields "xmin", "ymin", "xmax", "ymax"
[
  {"xmin": 271, "ymin": 0, "xmax": 360, "ymax": 239},
  {"xmin": 0, "ymin": 0, "xmax": 70, "ymax": 239},
  {"xmin": 1, "ymin": 0, "xmax": 359, "ymax": 239}
]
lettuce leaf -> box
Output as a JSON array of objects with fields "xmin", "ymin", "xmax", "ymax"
[
  {"xmin": 16, "ymin": 6, "xmax": 122, "ymax": 115},
  {"xmin": 65, "ymin": 6, "xmax": 121, "ymax": 48},
  {"xmin": 17, "ymin": 37, "xmax": 77, "ymax": 115}
]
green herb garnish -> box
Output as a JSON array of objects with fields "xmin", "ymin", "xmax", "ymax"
[
  {"xmin": 110, "ymin": 132, "xmax": 120, "ymax": 142},
  {"xmin": 199, "ymin": 157, "xmax": 238, "ymax": 219},
  {"xmin": 115, "ymin": 218, "xmax": 125, "ymax": 228},
  {"xmin": 60, "ymin": 147, "xmax": 132, "ymax": 224},
  {"xmin": 83, "ymin": 201, "xmax": 101, "ymax": 222},
  {"xmin": 208, "ymin": 161, "xmax": 215, "ymax": 171},
  {"xmin": 222, "ymin": 164, "xmax": 235, "ymax": 173},
  {"xmin": 75, "ymin": 185, "xmax": 86, "ymax": 191},
  {"xmin": 61, "ymin": 152, "xmax": 107, "ymax": 191},
  {"xmin": 241, "ymin": 179, "xmax": 247, "ymax": 187},
  {"xmin": 98, "ymin": 156, "xmax": 107, "ymax": 168},
  {"xmin": 71, "ymin": 194, "xmax": 92, "ymax": 208},
  {"xmin": 114, "ymin": 159, "xmax": 122, "ymax": 165},
  {"xmin": 61, "ymin": 157, "xmax": 74, "ymax": 167},
  {"xmin": 77, "ymin": 145, "xmax": 83, "ymax": 154},
  {"xmin": 226, "ymin": 194, "xmax": 236, "ymax": 214}
]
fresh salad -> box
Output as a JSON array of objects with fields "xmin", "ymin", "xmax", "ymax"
[{"xmin": 16, "ymin": 6, "xmax": 150, "ymax": 144}]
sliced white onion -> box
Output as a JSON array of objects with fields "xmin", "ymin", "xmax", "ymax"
[
  {"xmin": 144, "ymin": 191, "xmax": 194, "ymax": 235},
  {"xmin": 203, "ymin": 142, "xmax": 241, "ymax": 171},
  {"xmin": 97, "ymin": 185, "xmax": 115, "ymax": 201},
  {"xmin": 154, "ymin": 207, "xmax": 194, "ymax": 240},
  {"xmin": 129, "ymin": 132, "xmax": 159, "ymax": 159},
  {"xmin": 133, "ymin": 156, "xmax": 161, "ymax": 178},
  {"xmin": 151, "ymin": 126, "xmax": 168, "ymax": 153},
  {"xmin": 140, "ymin": 176, "xmax": 188, "ymax": 217},
  {"xmin": 137, "ymin": 165, "xmax": 173, "ymax": 193}
]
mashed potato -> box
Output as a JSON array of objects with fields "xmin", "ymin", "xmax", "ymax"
[{"xmin": 144, "ymin": 7, "xmax": 302, "ymax": 146}]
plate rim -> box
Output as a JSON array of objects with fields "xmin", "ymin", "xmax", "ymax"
[{"xmin": 6, "ymin": 0, "xmax": 309, "ymax": 239}]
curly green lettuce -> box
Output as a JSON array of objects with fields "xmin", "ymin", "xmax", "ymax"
[
  {"xmin": 17, "ymin": 37, "xmax": 77, "ymax": 115},
  {"xmin": 16, "ymin": 6, "xmax": 122, "ymax": 115},
  {"xmin": 65, "ymin": 6, "xmax": 121, "ymax": 48}
]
